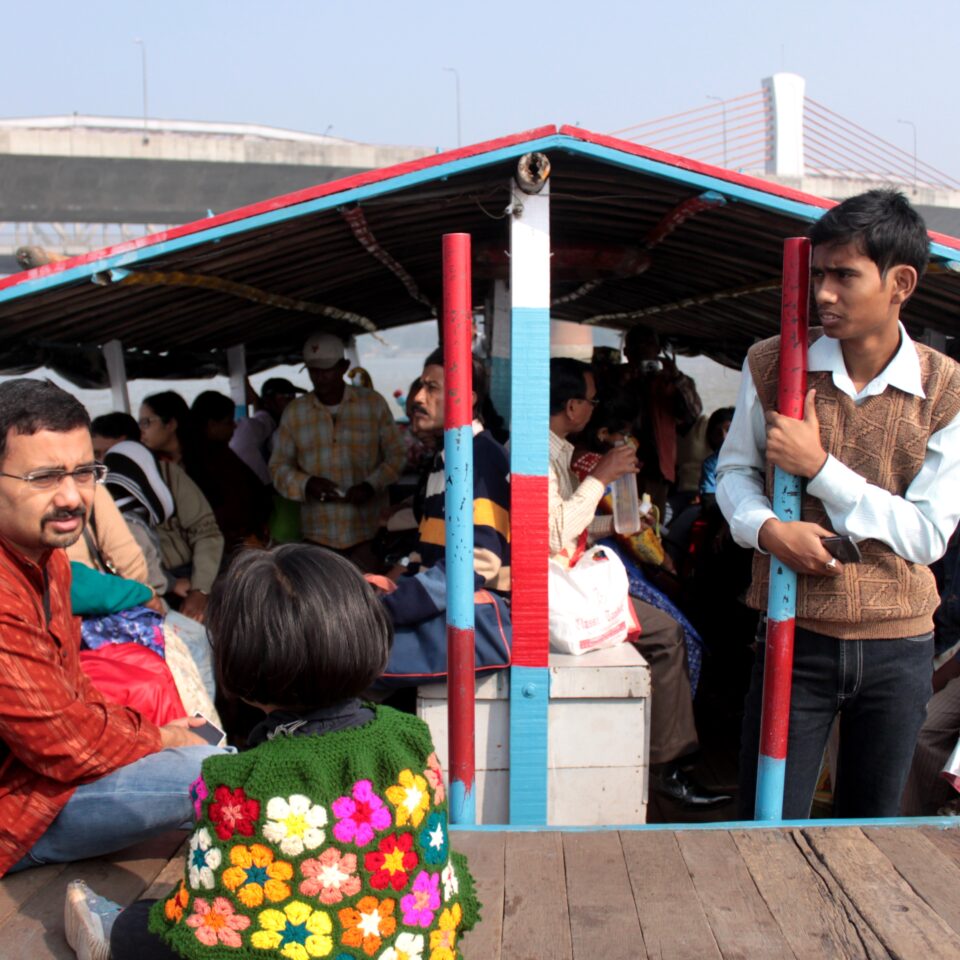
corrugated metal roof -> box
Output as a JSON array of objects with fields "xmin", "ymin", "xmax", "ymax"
[{"xmin": 1, "ymin": 125, "xmax": 957, "ymax": 384}]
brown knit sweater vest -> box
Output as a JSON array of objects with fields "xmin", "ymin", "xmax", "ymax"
[{"xmin": 744, "ymin": 329, "xmax": 960, "ymax": 639}]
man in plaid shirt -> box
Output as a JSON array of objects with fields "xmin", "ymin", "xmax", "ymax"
[{"xmin": 270, "ymin": 333, "xmax": 406, "ymax": 567}]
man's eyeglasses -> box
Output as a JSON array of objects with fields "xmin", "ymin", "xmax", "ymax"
[
  {"xmin": 576, "ymin": 396, "xmax": 600, "ymax": 407},
  {"xmin": 0, "ymin": 464, "xmax": 108, "ymax": 491}
]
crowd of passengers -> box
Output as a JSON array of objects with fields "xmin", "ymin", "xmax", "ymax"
[{"xmin": 2, "ymin": 192, "xmax": 960, "ymax": 959}]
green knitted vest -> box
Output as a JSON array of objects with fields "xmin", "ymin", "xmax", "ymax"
[{"xmin": 149, "ymin": 705, "xmax": 479, "ymax": 959}]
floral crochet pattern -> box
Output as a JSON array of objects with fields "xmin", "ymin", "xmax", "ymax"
[
  {"xmin": 164, "ymin": 881, "xmax": 189, "ymax": 923},
  {"xmin": 385, "ymin": 770, "xmax": 430, "ymax": 829},
  {"xmin": 263, "ymin": 794, "xmax": 328, "ymax": 857},
  {"xmin": 222, "ymin": 842, "xmax": 293, "ymax": 908},
  {"xmin": 209, "ymin": 785, "xmax": 260, "ymax": 841},
  {"xmin": 424, "ymin": 753, "xmax": 445, "ymax": 806},
  {"xmin": 400, "ymin": 870, "xmax": 441, "ymax": 928},
  {"xmin": 364, "ymin": 832, "xmax": 418, "ymax": 892},
  {"xmin": 187, "ymin": 827, "xmax": 222, "ymax": 890},
  {"xmin": 251, "ymin": 901, "xmax": 333, "ymax": 960},
  {"xmin": 299, "ymin": 848, "xmax": 362, "ymax": 905},
  {"xmin": 332, "ymin": 780, "xmax": 392, "ymax": 847},
  {"xmin": 190, "ymin": 776, "xmax": 209, "ymax": 821},
  {"xmin": 338, "ymin": 895, "xmax": 397, "ymax": 956},
  {"xmin": 379, "ymin": 932, "xmax": 425, "ymax": 960},
  {"xmin": 417, "ymin": 813, "xmax": 447, "ymax": 866},
  {"xmin": 440, "ymin": 861, "xmax": 458, "ymax": 903},
  {"xmin": 185, "ymin": 897, "xmax": 250, "ymax": 948},
  {"xmin": 428, "ymin": 903, "xmax": 462, "ymax": 960}
]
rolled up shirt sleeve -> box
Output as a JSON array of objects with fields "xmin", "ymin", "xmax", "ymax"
[{"xmin": 716, "ymin": 359, "xmax": 777, "ymax": 551}]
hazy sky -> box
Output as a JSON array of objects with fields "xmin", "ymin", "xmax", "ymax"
[{"xmin": 3, "ymin": 0, "xmax": 958, "ymax": 178}]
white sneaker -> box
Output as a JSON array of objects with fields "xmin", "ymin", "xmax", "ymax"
[{"xmin": 64, "ymin": 880, "xmax": 121, "ymax": 960}]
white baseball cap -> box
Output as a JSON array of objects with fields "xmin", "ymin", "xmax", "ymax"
[{"xmin": 302, "ymin": 333, "xmax": 346, "ymax": 370}]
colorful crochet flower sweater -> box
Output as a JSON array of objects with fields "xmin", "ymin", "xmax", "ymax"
[{"xmin": 149, "ymin": 705, "xmax": 479, "ymax": 960}]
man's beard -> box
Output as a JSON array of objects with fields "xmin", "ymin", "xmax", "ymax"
[{"xmin": 39, "ymin": 506, "xmax": 87, "ymax": 549}]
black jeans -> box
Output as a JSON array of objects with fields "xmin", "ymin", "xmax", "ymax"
[
  {"xmin": 111, "ymin": 901, "xmax": 176, "ymax": 960},
  {"xmin": 739, "ymin": 624, "xmax": 934, "ymax": 819}
]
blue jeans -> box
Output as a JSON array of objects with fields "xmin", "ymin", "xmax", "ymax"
[
  {"xmin": 739, "ymin": 624, "xmax": 934, "ymax": 819},
  {"xmin": 8, "ymin": 745, "xmax": 225, "ymax": 872}
]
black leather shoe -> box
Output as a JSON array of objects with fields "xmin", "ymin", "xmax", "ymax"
[{"xmin": 653, "ymin": 767, "xmax": 733, "ymax": 808}]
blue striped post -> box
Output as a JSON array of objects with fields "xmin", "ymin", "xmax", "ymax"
[
  {"xmin": 442, "ymin": 232, "xmax": 477, "ymax": 825},
  {"xmin": 755, "ymin": 237, "xmax": 810, "ymax": 820},
  {"xmin": 508, "ymin": 171, "xmax": 551, "ymax": 825}
]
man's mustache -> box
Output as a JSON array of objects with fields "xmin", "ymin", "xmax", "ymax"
[
  {"xmin": 411, "ymin": 404, "xmax": 430, "ymax": 417},
  {"xmin": 41, "ymin": 506, "xmax": 86, "ymax": 525}
]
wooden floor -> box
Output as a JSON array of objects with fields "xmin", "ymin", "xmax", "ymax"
[{"xmin": 4, "ymin": 824, "xmax": 960, "ymax": 959}]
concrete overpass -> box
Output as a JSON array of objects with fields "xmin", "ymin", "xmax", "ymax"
[{"xmin": 0, "ymin": 115, "xmax": 432, "ymax": 273}]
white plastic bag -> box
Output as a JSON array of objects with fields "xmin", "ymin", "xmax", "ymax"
[{"xmin": 548, "ymin": 544, "xmax": 636, "ymax": 655}]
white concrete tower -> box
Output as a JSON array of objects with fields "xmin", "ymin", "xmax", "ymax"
[{"xmin": 763, "ymin": 73, "xmax": 806, "ymax": 178}]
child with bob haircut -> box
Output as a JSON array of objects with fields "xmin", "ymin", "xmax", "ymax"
[{"xmin": 105, "ymin": 543, "xmax": 479, "ymax": 960}]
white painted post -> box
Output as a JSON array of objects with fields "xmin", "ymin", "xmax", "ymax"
[
  {"xmin": 102, "ymin": 339, "xmax": 130, "ymax": 413},
  {"xmin": 763, "ymin": 73, "xmax": 806, "ymax": 178},
  {"xmin": 226, "ymin": 344, "xmax": 248, "ymax": 419}
]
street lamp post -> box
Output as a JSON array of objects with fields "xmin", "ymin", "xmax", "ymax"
[
  {"xmin": 707, "ymin": 95, "xmax": 727, "ymax": 167},
  {"xmin": 707, "ymin": 95, "xmax": 728, "ymax": 168},
  {"xmin": 133, "ymin": 38, "xmax": 149, "ymax": 145},
  {"xmin": 898, "ymin": 118, "xmax": 917, "ymax": 193},
  {"xmin": 443, "ymin": 67, "xmax": 462, "ymax": 148}
]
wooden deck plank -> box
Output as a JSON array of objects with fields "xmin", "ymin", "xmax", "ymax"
[
  {"xmin": 454, "ymin": 831, "xmax": 505, "ymax": 960},
  {"xmin": 502, "ymin": 831, "xmax": 572, "ymax": 960},
  {"xmin": 864, "ymin": 828, "xmax": 960, "ymax": 938},
  {"xmin": 0, "ymin": 863, "xmax": 67, "ymax": 929},
  {"xmin": 141, "ymin": 840, "xmax": 188, "ymax": 901},
  {"xmin": 620, "ymin": 829, "xmax": 722, "ymax": 960},
  {"xmin": 563, "ymin": 831, "xmax": 644, "ymax": 960},
  {"xmin": 919, "ymin": 825, "xmax": 960, "ymax": 870},
  {"xmin": 0, "ymin": 831, "xmax": 185, "ymax": 960},
  {"xmin": 733, "ymin": 829, "xmax": 875, "ymax": 959},
  {"xmin": 803, "ymin": 826, "xmax": 960, "ymax": 960},
  {"xmin": 675, "ymin": 829, "xmax": 796, "ymax": 960}
]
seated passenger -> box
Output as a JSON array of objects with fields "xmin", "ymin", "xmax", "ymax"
[
  {"xmin": 189, "ymin": 390, "xmax": 272, "ymax": 556},
  {"xmin": 138, "ymin": 393, "xmax": 225, "ymax": 622},
  {"xmin": 0, "ymin": 379, "xmax": 222, "ymax": 879},
  {"xmin": 90, "ymin": 411, "xmax": 141, "ymax": 461},
  {"xmin": 549, "ymin": 358, "xmax": 728, "ymax": 808}
]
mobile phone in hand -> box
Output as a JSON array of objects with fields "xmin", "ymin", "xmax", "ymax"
[
  {"xmin": 192, "ymin": 713, "xmax": 226, "ymax": 747},
  {"xmin": 821, "ymin": 536, "xmax": 862, "ymax": 564}
]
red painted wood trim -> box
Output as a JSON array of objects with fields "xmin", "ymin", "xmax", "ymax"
[{"xmin": 510, "ymin": 473, "xmax": 549, "ymax": 668}]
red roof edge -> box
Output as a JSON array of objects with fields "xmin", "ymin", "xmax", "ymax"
[{"xmin": 0, "ymin": 124, "xmax": 560, "ymax": 292}]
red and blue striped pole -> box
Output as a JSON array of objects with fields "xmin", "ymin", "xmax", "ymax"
[
  {"xmin": 442, "ymin": 232, "xmax": 476, "ymax": 825},
  {"xmin": 755, "ymin": 236, "xmax": 810, "ymax": 820}
]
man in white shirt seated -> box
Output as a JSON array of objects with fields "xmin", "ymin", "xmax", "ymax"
[
  {"xmin": 229, "ymin": 378, "xmax": 303, "ymax": 486},
  {"xmin": 549, "ymin": 358, "xmax": 730, "ymax": 808},
  {"xmin": 718, "ymin": 189, "xmax": 960, "ymax": 819}
]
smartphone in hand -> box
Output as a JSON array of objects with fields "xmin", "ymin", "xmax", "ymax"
[
  {"xmin": 192, "ymin": 713, "xmax": 227, "ymax": 747},
  {"xmin": 821, "ymin": 536, "xmax": 862, "ymax": 564}
]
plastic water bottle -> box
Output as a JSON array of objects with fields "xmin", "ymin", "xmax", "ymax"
[{"xmin": 612, "ymin": 445, "xmax": 640, "ymax": 535}]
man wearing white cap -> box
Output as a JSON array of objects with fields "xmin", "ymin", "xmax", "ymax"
[{"xmin": 270, "ymin": 333, "xmax": 405, "ymax": 566}]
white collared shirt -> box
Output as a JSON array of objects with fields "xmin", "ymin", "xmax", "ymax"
[{"xmin": 716, "ymin": 324, "xmax": 960, "ymax": 565}]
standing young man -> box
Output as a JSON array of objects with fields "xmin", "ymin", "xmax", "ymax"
[
  {"xmin": 0, "ymin": 379, "xmax": 219, "ymax": 877},
  {"xmin": 718, "ymin": 190, "xmax": 960, "ymax": 818}
]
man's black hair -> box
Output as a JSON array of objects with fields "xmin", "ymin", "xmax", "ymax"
[
  {"xmin": 91, "ymin": 411, "xmax": 140, "ymax": 443},
  {"xmin": 580, "ymin": 390, "xmax": 637, "ymax": 453},
  {"xmin": 191, "ymin": 390, "xmax": 235, "ymax": 425},
  {"xmin": 706, "ymin": 406, "xmax": 735, "ymax": 453},
  {"xmin": 549, "ymin": 357, "xmax": 592, "ymax": 415},
  {"xmin": 423, "ymin": 346, "xmax": 489, "ymax": 419},
  {"xmin": 208, "ymin": 544, "xmax": 393, "ymax": 710},
  {"xmin": 808, "ymin": 189, "xmax": 930, "ymax": 278},
  {"xmin": 0, "ymin": 378, "xmax": 90, "ymax": 462}
]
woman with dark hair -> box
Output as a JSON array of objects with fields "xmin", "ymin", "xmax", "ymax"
[
  {"xmin": 85, "ymin": 544, "xmax": 481, "ymax": 960},
  {"xmin": 139, "ymin": 391, "xmax": 198, "ymax": 468}
]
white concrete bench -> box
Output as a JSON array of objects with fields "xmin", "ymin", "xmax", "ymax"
[{"xmin": 417, "ymin": 642, "xmax": 651, "ymax": 825}]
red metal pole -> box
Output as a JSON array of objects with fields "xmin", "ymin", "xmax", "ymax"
[{"xmin": 442, "ymin": 232, "xmax": 476, "ymax": 824}]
